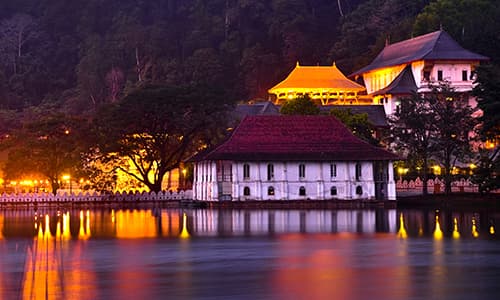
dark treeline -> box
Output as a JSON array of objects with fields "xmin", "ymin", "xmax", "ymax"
[
  {"xmin": 1, "ymin": 0, "xmax": 499, "ymax": 193},
  {"xmin": 1, "ymin": 0, "xmax": 499, "ymax": 115}
]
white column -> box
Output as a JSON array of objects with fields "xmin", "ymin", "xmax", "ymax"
[
  {"xmin": 282, "ymin": 162, "xmax": 288, "ymax": 200},
  {"xmin": 211, "ymin": 161, "xmax": 218, "ymax": 201},
  {"xmin": 317, "ymin": 162, "xmax": 324, "ymax": 200},
  {"xmin": 256, "ymin": 162, "xmax": 262, "ymax": 200},
  {"xmin": 345, "ymin": 162, "xmax": 352, "ymax": 199},
  {"xmin": 387, "ymin": 161, "xmax": 396, "ymax": 200},
  {"xmin": 232, "ymin": 162, "xmax": 239, "ymax": 201}
]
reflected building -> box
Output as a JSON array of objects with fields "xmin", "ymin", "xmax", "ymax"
[{"xmin": 191, "ymin": 209, "xmax": 397, "ymax": 236}]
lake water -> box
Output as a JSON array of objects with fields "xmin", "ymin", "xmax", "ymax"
[{"xmin": 1, "ymin": 207, "xmax": 499, "ymax": 299}]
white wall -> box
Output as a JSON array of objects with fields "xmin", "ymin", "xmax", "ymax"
[{"xmin": 194, "ymin": 160, "xmax": 397, "ymax": 201}]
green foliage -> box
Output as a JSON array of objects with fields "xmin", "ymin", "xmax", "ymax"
[
  {"xmin": 473, "ymin": 64, "xmax": 500, "ymax": 139},
  {"xmin": 329, "ymin": 108, "xmax": 378, "ymax": 145},
  {"xmin": 2, "ymin": 113, "xmax": 89, "ymax": 194},
  {"xmin": 93, "ymin": 84, "xmax": 233, "ymax": 192},
  {"xmin": 413, "ymin": 0, "xmax": 500, "ymax": 63},
  {"xmin": 471, "ymin": 149, "xmax": 499, "ymax": 194},
  {"xmin": 389, "ymin": 83, "xmax": 479, "ymax": 194},
  {"xmin": 280, "ymin": 95, "xmax": 320, "ymax": 115}
]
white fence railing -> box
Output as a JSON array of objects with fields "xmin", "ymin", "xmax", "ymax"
[
  {"xmin": 0, "ymin": 190, "xmax": 193, "ymax": 204},
  {"xmin": 396, "ymin": 177, "xmax": 479, "ymax": 193}
]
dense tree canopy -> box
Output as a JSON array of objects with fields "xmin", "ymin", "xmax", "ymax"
[
  {"xmin": 92, "ymin": 84, "xmax": 233, "ymax": 192},
  {"xmin": 0, "ymin": 0, "xmax": 499, "ymax": 192}
]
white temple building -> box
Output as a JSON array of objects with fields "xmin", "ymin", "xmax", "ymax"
[
  {"xmin": 191, "ymin": 116, "xmax": 399, "ymax": 201},
  {"xmin": 351, "ymin": 30, "xmax": 489, "ymax": 115}
]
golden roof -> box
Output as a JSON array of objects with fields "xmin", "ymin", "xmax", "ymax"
[{"xmin": 269, "ymin": 62, "xmax": 365, "ymax": 94}]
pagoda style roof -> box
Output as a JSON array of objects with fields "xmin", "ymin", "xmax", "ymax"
[
  {"xmin": 372, "ymin": 65, "xmax": 417, "ymax": 96},
  {"xmin": 196, "ymin": 115, "xmax": 398, "ymax": 162},
  {"xmin": 351, "ymin": 30, "xmax": 489, "ymax": 76},
  {"xmin": 269, "ymin": 62, "xmax": 365, "ymax": 93}
]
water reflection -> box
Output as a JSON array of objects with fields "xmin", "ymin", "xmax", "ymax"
[
  {"xmin": 0, "ymin": 208, "xmax": 499, "ymax": 239},
  {"xmin": 0, "ymin": 208, "xmax": 499, "ymax": 299}
]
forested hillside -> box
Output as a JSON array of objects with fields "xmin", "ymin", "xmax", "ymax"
[{"xmin": 0, "ymin": 0, "xmax": 499, "ymax": 117}]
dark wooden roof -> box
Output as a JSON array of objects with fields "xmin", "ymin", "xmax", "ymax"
[
  {"xmin": 352, "ymin": 30, "xmax": 489, "ymax": 76},
  {"xmin": 372, "ymin": 65, "xmax": 417, "ymax": 96},
  {"xmin": 196, "ymin": 116, "xmax": 398, "ymax": 162},
  {"xmin": 319, "ymin": 105, "xmax": 388, "ymax": 127}
]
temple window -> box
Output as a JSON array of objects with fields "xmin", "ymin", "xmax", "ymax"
[
  {"xmin": 330, "ymin": 164, "xmax": 337, "ymax": 178},
  {"xmin": 356, "ymin": 186, "xmax": 363, "ymax": 195},
  {"xmin": 243, "ymin": 164, "xmax": 250, "ymax": 179},
  {"xmin": 355, "ymin": 162, "xmax": 362, "ymax": 181},
  {"xmin": 243, "ymin": 187, "xmax": 250, "ymax": 196},
  {"xmin": 331, "ymin": 186, "xmax": 337, "ymax": 196},
  {"xmin": 268, "ymin": 186, "xmax": 275, "ymax": 196},
  {"xmin": 437, "ymin": 70, "xmax": 443, "ymax": 81},
  {"xmin": 267, "ymin": 164, "xmax": 274, "ymax": 180},
  {"xmin": 299, "ymin": 186, "xmax": 306, "ymax": 196},
  {"xmin": 299, "ymin": 164, "xmax": 306, "ymax": 179},
  {"xmin": 462, "ymin": 70, "xmax": 468, "ymax": 81}
]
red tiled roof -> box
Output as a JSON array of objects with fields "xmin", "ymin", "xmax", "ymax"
[{"xmin": 198, "ymin": 116, "xmax": 398, "ymax": 161}]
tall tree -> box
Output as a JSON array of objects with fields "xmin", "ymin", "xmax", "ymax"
[
  {"xmin": 330, "ymin": 108, "xmax": 379, "ymax": 146},
  {"xmin": 388, "ymin": 92, "xmax": 438, "ymax": 195},
  {"xmin": 430, "ymin": 83, "xmax": 479, "ymax": 194},
  {"xmin": 471, "ymin": 64, "xmax": 500, "ymax": 193},
  {"xmin": 3, "ymin": 113, "xmax": 88, "ymax": 194},
  {"xmin": 280, "ymin": 95, "xmax": 320, "ymax": 115},
  {"xmin": 93, "ymin": 84, "xmax": 233, "ymax": 192}
]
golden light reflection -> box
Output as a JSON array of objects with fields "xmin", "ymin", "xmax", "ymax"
[
  {"xmin": 433, "ymin": 215, "xmax": 443, "ymax": 240},
  {"xmin": 44, "ymin": 214, "xmax": 53, "ymax": 240},
  {"xmin": 472, "ymin": 219, "xmax": 479, "ymax": 238},
  {"xmin": 22, "ymin": 210, "xmax": 97, "ymax": 299},
  {"xmin": 397, "ymin": 213, "xmax": 407, "ymax": 239},
  {"xmin": 452, "ymin": 218, "xmax": 460, "ymax": 239},
  {"xmin": 179, "ymin": 213, "xmax": 190, "ymax": 239},
  {"xmin": 490, "ymin": 225, "xmax": 495, "ymax": 235},
  {"xmin": 115, "ymin": 210, "xmax": 158, "ymax": 238},
  {"xmin": 78, "ymin": 210, "xmax": 90, "ymax": 240}
]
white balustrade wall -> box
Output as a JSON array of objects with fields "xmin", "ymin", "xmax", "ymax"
[
  {"xmin": 0, "ymin": 190, "xmax": 193, "ymax": 204},
  {"xmin": 396, "ymin": 177, "xmax": 481, "ymax": 193}
]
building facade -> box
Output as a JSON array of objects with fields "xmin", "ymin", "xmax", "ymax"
[
  {"xmin": 351, "ymin": 30, "xmax": 489, "ymax": 115},
  {"xmin": 192, "ymin": 116, "xmax": 398, "ymax": 201}
]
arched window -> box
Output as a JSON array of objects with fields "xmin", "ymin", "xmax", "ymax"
[
  {"xmin": 299, "ymin": 164, "xmax": 306, "ymax": 179},
  {"xmin": 267, "ymin": 164, "xmax": 274, "ymax": 180},
  {"xmin": 299, "ymin": 186, "xmax": 306, "ymax": 196},
  {"xmin": 330, "ymin": 186, "xmax": 337, "ymax": 196},
  {"xmin": 243, "ymin": 164, "xmax": 250, "ymax": 179},
  {"xmin": 355, "ymin": 162, "xmax": 362, "ymax": 180},
  {"xmin": 356, "ymin": 186, "xmax": 363, "ymax": 195},
  {"xmin": 243, "ymin": 186, "xmax": 250, "ymax": 196},
  {"xmin": 268, "ymin": 186, "xmax": 275, "ymax": 196}
]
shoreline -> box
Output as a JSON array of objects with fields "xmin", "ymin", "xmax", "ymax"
[
  {"xmin": 397, "ymin": 193, "xmax": 500, "ymax": 209},
  {"xmin": 0, "ymin": 193, "xmax": 498, "ymax": 210}
]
